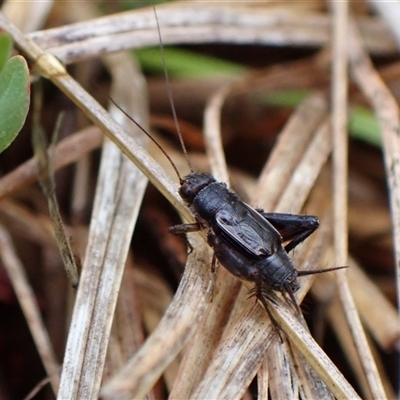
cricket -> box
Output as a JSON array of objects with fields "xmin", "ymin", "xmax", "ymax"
[{"xmin": 109, "ymin": 9, "xmax": 346, "ymax": 320}]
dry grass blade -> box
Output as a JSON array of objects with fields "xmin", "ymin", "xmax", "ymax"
[
  {"xmin": 188, "ymin": 274, "xmax": 357, "ymax": 399},
  {"xmin": 0, "ymin": 126, "xmax": 103, "ymax": 200},
  {"xmin": 331, "ymin": 5, "xmax": 386, "ymax": 398},
  {"xmin": 0, "ymin": 199, "xmax": 59, "ymax": 248},
  {"xmin": 348, "ymin": 17, "xmax": 400, "ymax": 398},
  {"xmin": 0, "ymin": 225, "xmax": 60, "ymax": 395},
  {"xmin": 32, "ymin": 99, "xmax": 79, "ymax": 288},
  {"xmin": 331, "ymin": 0, "xmax": 348, "ymax": 255},
  {"xmin": 256, "ymin": 91, "xmax": 328, "ymax": 207},
  {"xmin": 203, "ymin": 83, "xmax": 232, "ymax": 183},
  {"xmin": 23, "ymin": 377, "xmax": 51, "ymax": 400},
  {"xmin": 266, "ymin": 297, "xmax": 359, "ymax": 400},
  {"xmin": 312, "ymin": 259, "xmax": 397, "ymax": 399},
  {"xmin": 275, "ymin": 117, "xmax": 331, "ymax": 213},
  {"xmin": 57, "ymin": 52, "xmax": 149, "ymax": 399},
  {"xmin": 0, "ymin": 12, "xmax": 190, "ymax": 222},
  {"xmin": 313, "ymin": 255, "xmax": 400, "ymax": 352},
  {"xmin": 349, "ymin": 16, "xmax": 400, "ymax": 300},
  {"xmin": 347, "ymin": 260, "xmax": 400, "ymax": 350},
  {"xmin": 101, "ymin": 235, "xmax": 213, "ymax": 399},
  {"xmin": 267, "ymin": 339, "xmax": 296, "ymax": 398},
  {"xmin": 26, "ymin": 3, "xmax": 397, "ymax": 65},
  {"xmin": 257, "ymin": 213, "xmax": 330, "ymax": 400},
  {"xmin": 2, "ymin": 2, "xmax": 398, "ymax": 398},
  {"xmin": 168, "ymin": 270, "xmax": 242, "ymax": 398},
  {"xmin": 291, "ymin": 347, "xmax": 335, "ymax": 399}
]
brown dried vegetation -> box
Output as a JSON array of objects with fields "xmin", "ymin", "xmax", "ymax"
[{"xmin": 0, "ymin": 1, "xmax": 399, "ymax": 399}]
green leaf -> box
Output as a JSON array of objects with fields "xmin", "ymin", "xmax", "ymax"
[
  {"xmin": 0, "ymin": 55, "xmax": 30, "ymax": 154},
  {"xmin": 0, "ymin": 32, "xmax": 12, "ymax": 71},
  {"xmin": 134, "ymin": 47, "xmax": 246, "ymax": 78},
  {"xmin": 348, "ymin": 105, "xmax": 381, "ymax": 146}
]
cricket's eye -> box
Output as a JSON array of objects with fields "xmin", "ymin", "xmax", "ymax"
[
  {"xmin": 179, "ymin": 181, "xmax": 197, "ymax": 203},
  {"xmin": 179, "ymin": 173, "xmax": 215, "ymax": 203}
]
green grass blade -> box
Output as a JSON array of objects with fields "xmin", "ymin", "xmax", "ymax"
[
  {"xmin": 0, "ymin": 32, "xmax": 12, "ymax": 71},
  {"xmin": 134, "ymin": 47, "xmax": 246, "ymax": 78}
]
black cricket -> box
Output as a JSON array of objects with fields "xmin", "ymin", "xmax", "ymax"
[
  {"xmin": 169, "ymin": 171, "xmax": 343, "ymax": 316},
  {"xmin": 110, "ymin": 9, "xmax": 345, "ymax": 318}
]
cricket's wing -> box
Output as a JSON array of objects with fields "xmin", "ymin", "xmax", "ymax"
[{"xmin": 215, "ymin": 202, "xmax": 282, "ymax": 258}]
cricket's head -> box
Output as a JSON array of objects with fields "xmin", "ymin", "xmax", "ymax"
[{"xmin": 179, "ymin": 172, "xmax": 216, "ymax": 204}]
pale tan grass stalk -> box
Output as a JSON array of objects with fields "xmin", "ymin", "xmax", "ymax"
[
  {"xmin": 350, "ymin": 12, "xmax": 400, "ymax": 304},
  {"xmin": 26, "ymin": 3, "xmax": 396, "ymax": 65},
  {"xmin": 23, "ymin": 377, "xmax": 51, "ymax": 400},
  {"xmin": 0, "ymin": 199, "xmax": 58, "ymax": 247},
  {"xmin": 257, "ymin": 359, "xmax": 269, "ymax": 398},
  {"xmin": 347, "ymin": 260, "xmax": 400, "ymax": 350},
  {"xmin": 132, "ymin": 266, "xmax": 174, "ymax": 335},
  {"xmin": 0, "ymin": 126, "xmax": 103, "ymax": 200},
  {"xmin": 266, "ymin": 296, "xmax": 358, "ymax": 400},
  {"xmin": 331, "ymin": 5, "xmax": 386, "ymax": 398},
  {"xmin": 349, "ymin": 19, "xmax": 400, "ymax": 310},
  {"xmin": 275, "ymin": 117, "xmax": 331, "ymax": 213},
  {"xmin": 268, "ymin": 340, "xmax": 296, "ymax": 398},
  {"xmin": 0, "ymin": 12, "xmax": 189, "ymax": 222},
  {"xmin": 101, "ymin": 234, "xmax": 213, "ymax": 399},
  {"xmin": 349, "ymin": 16, "xmax": 400, "ymax": 399},
  {"xmin": 189, "ymin": 260, "xmax": 358, "ymax": 399},
  {"xmin": 105, "ymin": 263, "xmax": 157, "ymax": 400},
  {"xmin": 57, "ymin": 52, "xmax": 150, "ymax": 399},
  {"xmin": 313, "ymin": 269, "xmax": 395, "ymax": 399},
  {"xmin": 203, "ymin": 83, "xmax": 232, "ymax": 183},
  {"xmin": 106, "ymin": 265, "xmax": 144, "ymax": 368},
  {"xmin": 331, "ymin": 0, "xmax": 349, "ymax": 272},
  {"xmin": 2, "ymin": 3, "xmax": 395, "ymax": 398},
  {"xmin": 169, "ymin": 270, "xmax": 242, "ymax": 398},
  {"xmin": 291, "ymin": 347, "xmax": 335, "ymax": 399},
  {"xmin": 313, "ymin": 255, "xmax": 400, "ymax": 352},
  {"xmin": 256, "ymin": 211, "xmax": 344, "ymax": 399},
  {"xmin": 313, "ymin": 276, "xmax": 370, "ymax": 396},
  {"xmin": 256, "ymin": 92, "xmax": 328, "ymax": 208}
]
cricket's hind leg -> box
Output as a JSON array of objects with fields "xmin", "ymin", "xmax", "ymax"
[{"xmin": 257, "ymin": 211, "xmax": 319, "ymax": 253}]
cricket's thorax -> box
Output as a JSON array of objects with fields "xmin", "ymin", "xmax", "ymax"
[{"xmin": 180, "ymin": 172, "xmax": 239, "ymax": 221}]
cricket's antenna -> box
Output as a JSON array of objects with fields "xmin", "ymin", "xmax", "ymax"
[
  {"xmin": 108, "ymin": 96, "xmax": 183, "ymax": 182},
  {"xmin": 153, "ymin": 7, "xmax": 194, "ymax": 174}
]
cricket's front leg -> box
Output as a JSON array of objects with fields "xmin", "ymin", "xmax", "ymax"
[
  {"xmin": 169, "ymin": 222, "xmax": 202, "ymax": 253},
  {"xmin": 169, "ymin": 222, "xmax": 202, "ymax": 235}
]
